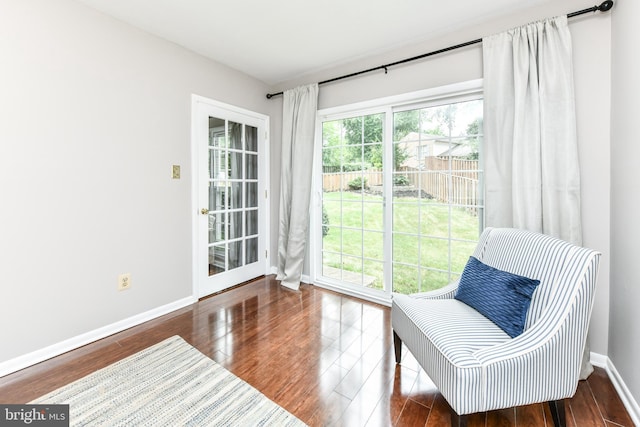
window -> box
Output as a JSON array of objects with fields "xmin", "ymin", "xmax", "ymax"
[{"xmin": 314, "ymin": 81, "xmax": 483, "ymax": 301}]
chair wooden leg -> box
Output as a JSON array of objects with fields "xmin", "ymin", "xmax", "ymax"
[
  {"xmin": 393, "ymin": 330, "xmax": 402, "ymax": 363},
  {"xmin": 450, "ymin": 409, "xmax": 468, "ymax": 427},
  {"xmin": 548, "ymin": 400, "xmax": 567, "ymax": 427}
]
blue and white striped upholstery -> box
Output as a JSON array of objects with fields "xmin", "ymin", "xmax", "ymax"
[{"xmin": 392, "ymin": 227, "xmax": 601, "ymax": 415}]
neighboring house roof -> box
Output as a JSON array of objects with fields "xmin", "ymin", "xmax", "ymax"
[{"xmin": 397, "ymin": 132, "xmax": 474, "ymax": 168}]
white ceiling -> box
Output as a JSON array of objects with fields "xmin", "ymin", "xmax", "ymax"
[{"xmin": 75, "ymin": 0, "xmax": 553, "ymax": 85}]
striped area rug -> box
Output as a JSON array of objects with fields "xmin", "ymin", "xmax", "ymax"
[{"xmin": 31, "ymin": 336, "xmax": 306, "ymax": 426}]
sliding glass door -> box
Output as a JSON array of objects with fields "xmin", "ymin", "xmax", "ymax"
[
  {"xmin": 320, "ymin": 114, "xmax": 385, "ymax": 292},
  {"xmin": 314, "ymin": 84, "xmax": 484, "ymax": 301},
  {"xmin": 392, "ymin": 99, "xmax": 483, "ymax": 294}
]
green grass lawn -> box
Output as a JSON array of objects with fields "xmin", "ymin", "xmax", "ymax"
[{"xmin": 322, "ymin": 191, "xmax": 480, "ymax": 294}]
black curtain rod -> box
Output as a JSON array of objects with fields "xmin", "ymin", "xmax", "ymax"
[{"xmin": 266, "ymin": 0, "xmax": 613, "ymax": 99}]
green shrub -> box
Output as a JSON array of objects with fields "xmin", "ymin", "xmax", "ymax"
[
  {"xmin": 347, "ymin": 176, "xmax": 368, "ymax": 190},
  {"xmin": 342, "ymin": 162, "xmax": 370, "ymax": 172},
  {"xmin": 393, "ymin": 175, "xmax": 409, "ymax": 186},
  {"xmin": 322, "ymin": 205, "xmax": 330, "ymax": 237}
]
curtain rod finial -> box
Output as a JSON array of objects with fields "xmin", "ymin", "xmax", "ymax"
[
  {"xmin": 266, "ymin": 91, "xmax": 283, "ymax": 99},
  {"xmin": 598, "ymin": 0, "xmax": 613, "ymax": 12}
]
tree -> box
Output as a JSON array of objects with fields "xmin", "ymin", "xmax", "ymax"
[
  {"xmin": 464, "ymin": 117, "xmax": 482, "ymax": 160},
  {"xmin": 422, "ymin": 104, "xmax": 457, "ymax": 136},
  {"xmin": 393, "ymin": 110, "xmax": 420, "ymax": 141},
  {"xmin": 342, "ymin": 114, "xmax": 383, "ymax": 168},
  {"xmin": 322, "ymin": 121, "xmax": 343, "ymax": 170},
  {"xmin": 339, "ymin": 112, "xmax": 416, "ymax": 170}
]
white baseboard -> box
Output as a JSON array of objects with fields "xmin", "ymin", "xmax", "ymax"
[
  {"xmin": 0, "ymin": 296, "xmax": 197, "ymax": 378},
  {"xmin": 591, "ymin": 352, "xmax": 640, "ymax": 426},
  {"xmin": 603, "ymin": 356, "xmax": 640, "ymax": 427},
  {"xmin": 590, "ymin": 351, "xmax": 609, "ymax": 369}
]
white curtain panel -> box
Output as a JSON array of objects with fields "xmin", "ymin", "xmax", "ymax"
[
  {"xmin": 483, "ymin": 16, "xmax": 591, "ymax": 379},
  {"xmin": 277, "ymin": 84, "xmax": 319, "ymax": 290},
  {"xmin": 483, "ymin": 16, "xmax": 582, "ymax": 245}
]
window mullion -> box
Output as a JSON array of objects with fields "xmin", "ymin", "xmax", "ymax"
[{"xmin": 383, "ymin": 107, "xmax": 394, "ymax": 295}]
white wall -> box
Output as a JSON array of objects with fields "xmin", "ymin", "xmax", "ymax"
[
  {"xmin": 0, "ymin": 0, "xmax": 273, "ymax": 364},
  {"xmin": 270, "ymin": 0, "xmax": 612, "ymax": 356},
  {"xmin": 610, "ymin": 0, "xmax": 640, "ymax": 408}
]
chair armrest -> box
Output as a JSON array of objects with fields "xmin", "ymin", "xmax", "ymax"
[
  {"xmin": 469, "ymin": 320, "xmax": 585, "ymax": 404},
  {"xmin": 473, "ymin": 317, "xmax": 582, "ymax": 380},
  {"xmin": 405, "ymin": 279, "xmax": 460, "ymax": 300}
]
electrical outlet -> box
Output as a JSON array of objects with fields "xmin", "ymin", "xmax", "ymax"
[
  {"xmin": 118, "ymin": 273, "xmax": 131, "ymax": 291},
  {"xmin": 172, "ymin": 165, "xmax": 181, "ymax": 179}
]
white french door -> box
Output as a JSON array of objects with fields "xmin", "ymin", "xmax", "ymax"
[{"xmin": 192, "ymin": 96, "xmax": 269, "ymax": 297}]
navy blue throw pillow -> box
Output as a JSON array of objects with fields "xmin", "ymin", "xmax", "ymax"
[{"xmin": 455, "ymin": 256, "xmax": 540, "ymax": 338}]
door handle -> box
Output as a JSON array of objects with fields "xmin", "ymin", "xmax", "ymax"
[{"xmin": 201, "ymin": 208, "xmax": 209, "ymax": 215}]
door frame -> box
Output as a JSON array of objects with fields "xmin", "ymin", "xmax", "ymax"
[{"xmin": 190, "ymin": 94, "xmax": 270, "ymax": 298}]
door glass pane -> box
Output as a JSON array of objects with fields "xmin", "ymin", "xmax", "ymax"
[
  {"xmin": 229, "ymin": 122, "xmax": 243, "ymax": 150},
  {"xmin": 209, "ymin": 117, "xmax": 226, "ymax": 147},
  {"xmin": 246, "ymin": 209, "xmax": 258, "ymax": 236},
  {"xmin": 229, "ymin": 182, "xmax": 242, "ymax": 210},
  {"xmin": 210, "ymin": 149, "xmax": 226, "ymax": 180},
  {"xmin": 246, "ymin": 125, "xmax": 258, "ymax": 152},
  {"xmin": 246, "ymin": 154, "xmax": 257, "ymax": 179},
  {"xmin": 323, "ymin": 200, "xmax": 341, "ymax": 227},
  {"xmin": 420, "ymin": 269, "xmax": 451, "ymax": 292},
  {"xmin": 246, "ymin": 237, "xmax": 258, "ymax": 264},
  {"xmin": 392, "ymin": 264, "xmax": 420, "ymax": 294},
  {"xmin": 208, "ymin": 212, "xmax": 225, "ymax": 243},
  {"xmin": 342, "ymin": 201, "xmax": 363, "ymax": 228},
  {"xmin": 342, "ymin": 229, "xmax": 363, "ymax": 258},
  {"xmin": 229, "ymin": 211, "xmax": 242, "ymax": 239},
  {"xmin": 363, "ymin": 259, "xmax": 384, "ymax": 290},
  {"xmin": 208, "ymin": 183, "xmax": 227, "ymax": 211},
  {"xmin": 246, "ymin": 182, "xmax": 258, "ymax": 208},
  {"xmin": 209, "ymin": 244, "xmax": 226, "ymax": 275},
  {"xmin": 228, "ymin": 241, "xmax": 243, "ymax": 269},
  {"xmin": 363, "ymin": 231, "xmax": 383, "ymax": 260},
  {"xmin": 230, "ymin": 151, "xmax": 242, "ymax": 179}
]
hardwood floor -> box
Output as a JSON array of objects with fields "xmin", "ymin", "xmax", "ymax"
[{"xmin": 0, "ymin": 276, "xmax": 634, "ymax": 426}]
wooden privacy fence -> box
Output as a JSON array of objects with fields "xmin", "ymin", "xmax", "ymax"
[
  {"xmin": 323, "ymin": 157, "xmax": 480, "ymax": 210},
  {"xmin": 322, "ymin": 170, "xmax": 382, "ymax": 192},
  {"xmin": 423, "ymin": 157, "xmax": 478, "ymax": 180},
  {"xmin": 408, "ymin": 172, "xmax": 479, "ymax": 209},
  {"xmin": 402, "ymin": 157, "xmax": 480, "ymax": 209}
]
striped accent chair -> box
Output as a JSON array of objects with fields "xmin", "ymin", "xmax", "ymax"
[{"xmin": 392, "ymin": 227, "xmax": 601, "ymax": 427}]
